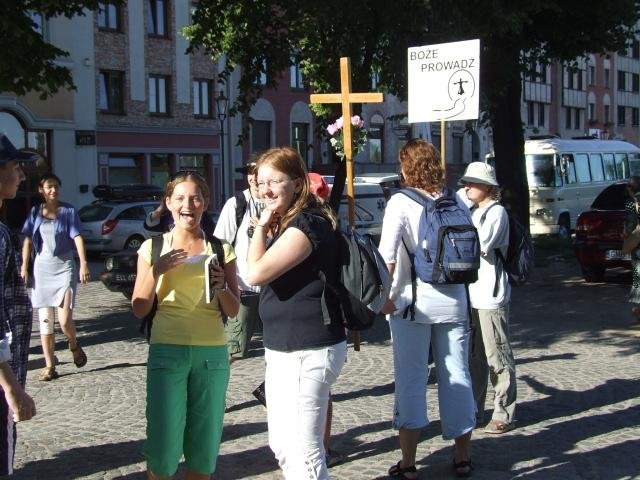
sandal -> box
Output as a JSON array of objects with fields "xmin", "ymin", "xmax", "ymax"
[
  {"xmin": 483, "ymin": 420, "xmax": 515, "ymax": 434},
  {"xmin": 69, "ymin": 343, "xmax": 87, "ymax": 368},
  {"xmin": 453, "ymin": 458, "xmax": 474, "ymax": 478},
  {"xmin": 388, "ymin": 461, "xmax": 417, "ymax": 479},
  {"xmin": 38, "ymin": 366, "xmax": 59, "ymax": 382}
]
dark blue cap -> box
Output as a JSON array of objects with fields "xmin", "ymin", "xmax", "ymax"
[{"xmin": 0, "ymin": 134, "xmax": 40, "ymax": 165}]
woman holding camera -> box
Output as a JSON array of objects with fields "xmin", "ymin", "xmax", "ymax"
[
  {"xmin": 132, "ymin": 171, "xmax": 239, "ymax": 480},
  {"xmin": 247, "ymin": 147, "xmax": 346, "ymax": 479}
]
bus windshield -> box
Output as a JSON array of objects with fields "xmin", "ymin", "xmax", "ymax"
[{"xmin": 526, "ymin": 154, "xmax": 557, "ymax": 187}]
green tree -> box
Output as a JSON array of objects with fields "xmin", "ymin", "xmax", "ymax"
[
  {"xmin": 186, "ymin": 0, "xmax": 638, "ymax": 225},
  {"xmin": 1, "ymin": 1, "xmax": 121, "ymax": 99}
]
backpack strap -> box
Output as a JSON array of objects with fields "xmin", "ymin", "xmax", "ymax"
[
  {"xmin": 401, "ymin": 238, "xmax": 417, "ymax": 321},
  {"xmin": 232, "ymin": 192, "xmax": 248, "ymax": 246},
  {"xmin": 205, "ymin": 233, "xmax": 228, "ymax": 323},
  {"xmin": 478, "ymin": 202, "xmax": 505, "ymax": 297},
  {"xmin": 139, "ymin": 235, "xmax": 163, "ymax": 340},
  {"xmin": 398, "ymin": 187, "xmax": 432, "ymax": 208}
]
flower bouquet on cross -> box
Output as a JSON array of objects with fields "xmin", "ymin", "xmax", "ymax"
[{"xmin": 327, "ymin": 115, "xmax": 368, "ymax": 159}]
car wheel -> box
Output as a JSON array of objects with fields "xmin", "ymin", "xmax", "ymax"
[
  {"xmin": 581, "ymin": 265, "xmax": 605, "ymax": 283},
  {"xmin": 558, "ymin": 215, "xmax": 571, "ymax": 240},
  {"xmin": 125, "ymin": 235, "xmax": 144, "ymax": 250}
]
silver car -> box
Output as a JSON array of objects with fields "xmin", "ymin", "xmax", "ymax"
[{"xmin": 79, "ymin": 200, "xmax": 158, "ymax": 253}]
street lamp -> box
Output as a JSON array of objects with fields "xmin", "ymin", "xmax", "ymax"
[{"xmin": 216, "ymin": 90, "xmax": 228, "ymax": 200}]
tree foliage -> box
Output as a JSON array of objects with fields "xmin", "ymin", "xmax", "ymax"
[
  {"xmin": 187, "ymin": 0, "xmax": 638, "ymax": 224},
  {"xmin": 0, "ymin": 1, "xmax": 121, "ymax": 99}
]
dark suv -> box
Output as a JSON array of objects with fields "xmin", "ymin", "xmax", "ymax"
[{"xmin": 573, "ymin": 182, "xmax": 630, "ymax": 282}]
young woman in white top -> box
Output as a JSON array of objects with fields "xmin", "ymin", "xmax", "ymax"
[
  {"xmin": 379, "ymin": 140, "xmax": 475, "ymax": 479},
  {"xmin": 461, "ymin": 162, "xmax": 517, "ymax": 434}
]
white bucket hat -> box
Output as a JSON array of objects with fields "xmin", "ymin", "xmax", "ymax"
[{"xmin": 459, "ymin": 162, "xmax": 499, "ymax": 186}]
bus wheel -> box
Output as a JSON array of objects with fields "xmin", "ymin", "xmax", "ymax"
[{"xmin": 558, "ymin": 215, "xmax": 571, "ymax": 239}]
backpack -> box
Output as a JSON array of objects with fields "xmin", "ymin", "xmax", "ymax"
[
  {"xmin": 138, "ymin": 233, "xmax": 226, "ymax": 340},
  {"xmin": 232, "ymin": 191, "xmax": 248, "ymax": 246},
  {"xmin": 480, "ymin": 203, "xmax": 534, "ymax": 290},
  {"xmin": 399, "ymin": 187, "xmax": 480, "ymax": 285},
  {"xmin": 319, "ymin": 226, "xmax": 391, "ymax": 331}
]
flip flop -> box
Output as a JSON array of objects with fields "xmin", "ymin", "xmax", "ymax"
[
  {"xmin": 388, "ymin": 461, "xmax": 417, "ymax": 479},
  {"xmin": 484, "ymin": 420, "xmax": 515, "ymax": 434},
  {"xmin": 453, "ymin": 458, "xmax": 474, "ymax": 478}
]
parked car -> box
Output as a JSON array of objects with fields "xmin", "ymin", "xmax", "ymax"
[
  {"xmin": 324, "ymin": 175, "xmax": 400, "ymax": 243},
  {"xmin": 573, "ymin": 181, "xmax": 631, "ymax": 282},
  {"xmin": 100, "ymin": 210, "xmax": 219, "ymax": 298},
  {"xmin": 79, "ymin": 200, "xmax": 160, "ymax": 252}
]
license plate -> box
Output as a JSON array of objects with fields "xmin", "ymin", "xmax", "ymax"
[
  {"xmin": 605, "ymin": 250, "xmax": 631, "ymax": 261},
  {"xmin": 115, "ymin": 273, "xmax": 137, "ymax": 282}
]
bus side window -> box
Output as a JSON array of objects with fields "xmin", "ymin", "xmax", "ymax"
[
  {"xmin": 589, "ymin": 153, "xmax": 605, "ymax": 182},
  {"xmin": 615, "ymin": 153, "xmax": 630, "ymax": 178},
  {"xmin": 562, "ymin": 154, "xmax": 577, "ymax": 184},
  {"xmin": 602, "ymin": 153, "xmax": 616, "ymax": 180},
  {"xmin": 627, "ymin": 153, "xmax": 640, "ymax": 177},
  {"xmin": 575, "ymin": 153, "xmax": 591, "ymax": 183}
]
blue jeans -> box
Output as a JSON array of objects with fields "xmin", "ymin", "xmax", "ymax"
[{"xmin": 389, "ymin": 317, "xmax": 475, "ymax": 440}]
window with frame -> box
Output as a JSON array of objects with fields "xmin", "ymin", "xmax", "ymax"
[
  {"xmin": 292, "ymin": 123, "xmax": 309, "ymax": 166},
  {"xmin": 527, "ymin": 102, "xmax": 535, "ymax": 126},
  {"xmin": 602, "ymin": 153, "xmax": 616, "ymax": 180},
  {"xmin": 254, "ymin": 59, "xmax": 268, "ymax": 86},
  {"xmin": 574, "ymin": 154, "xmax": 591, "ymax": 183},
  {"xmin": 565, "ymin": 107, "xmax": 572, "ymax": 129},
  {"xmin": 576, "ymin": 70, "xmax": 583, "ymax": 90},
  {"xmin": 618, "ymin": 106, "xmax": 626, "ymax": 126},
  {"xmin": 566, "ymin": 69, "xmax": 574, "ymax": 89},
  {"xmin": 538, "ymin": 103, "xmax": 545, "ymax": 127},
  {"xmin": 251, "ymin": 120, "xmax": 271, "ymax": 153},
  {"xmin": 368, "ymin": 115, "xmax": 384, "ymax": 164},
  {"xmin": 178, "ymin": 154, "xmax": 207, "ymax": 178},
  {"xmin": 615, "ymin": 153, "xmax": 630, "ymax": 179},
  {"xmin": 99, "ymin": 71, "xmax": 124, "ymax": 114},
  {"xmin": 588, "ymin": 65, "xmax": 595, "ymax": 85},
  {"xmin": 574, "ymin": 109, "xmax": 581, "ymax": 130},
  {"xmin": 618, "ymin": 70, "xmax": 627, "ymax": 91},
  {"xmin": 290, "ymin": 58, "xmax": 304, "ymax": 90},
  {"xmin": 633, "ymin": 40, "xmax": 640, "ymax": 59},
  {"xmin": 149, "ymin": 75, "xmax": 170, "ymax": 115},
  {"xmin": 633, "ymin": 108, "xmax": 640, "ymax": 127},
  {"xmin": 588, "ymin": 154, "xmax": 605, "ymax": 182},
  {"xmin": 604, "ymin": 68, "xmax": 610, "ymax": 88},
  {"xmin": 588, "ymin": 103, "xmax": 595, "ymax": 121},
  {"xmin": 146, "ymin": 0, "xmax": 167, "ymax": 37},
  {"xmin": 193, "ymin": 79, "xmax": 211, "ymax": 117},
  {"xmin": 633, "ymin": 73, "xmax": 640, "ymax": 93},
  {"xmin": 561, "ymin": 154, "xmax": 577, "ymax": 184},
  {"xmin": 98, "ymin": 1, "xmax": 120, "ymax": 30},
  {"xmin": 604, "ymin": 105, "xmax": 611, "ymax": 123}
]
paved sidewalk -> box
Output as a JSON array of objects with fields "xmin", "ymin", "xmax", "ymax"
[{"xmin": 12, "ymin": 259, "xmax": 640, "ymax": 479}]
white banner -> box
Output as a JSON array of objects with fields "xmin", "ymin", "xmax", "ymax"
[{"xmin": 408, "ymin": 39, "xmax": 480, "ymax": 123}]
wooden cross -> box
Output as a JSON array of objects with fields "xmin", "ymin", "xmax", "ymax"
[
  {"xmin": 310, "ymin": 57, "xmax": 383, "ymax": 352},
  {"xmin": 310, "ymin": 57, "xmax": 384, "ymax": 227}
]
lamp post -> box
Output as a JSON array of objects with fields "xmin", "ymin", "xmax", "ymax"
[{"xmin": 216, "ymin": 90, "xmax": 228, "ymax": 201}]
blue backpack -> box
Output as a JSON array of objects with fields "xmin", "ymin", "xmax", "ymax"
[{"xmin": 399, "ymin": 187, "xmax": 480, "ymax": 285}]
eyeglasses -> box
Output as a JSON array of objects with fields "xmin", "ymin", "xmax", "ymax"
[{"xmin": 256, "ymin": 178, "xmax": 291, "ymax": 189}]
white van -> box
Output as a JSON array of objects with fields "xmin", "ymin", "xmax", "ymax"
[
  {"xmin": 324, "ymin": 177, "xmax": 392, "ymax": 241},
  {"xmin": 490, "ymin": 138, "xmax": 640, "ymax": 236}
]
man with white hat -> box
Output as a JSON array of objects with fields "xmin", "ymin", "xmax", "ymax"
[
  {"xmin": 460, "ymin": 161, "xmax": 517, "ymax": 435},
  {"xmin": 0, "ymin": 134, "xmax": 39, "ymax": 474}
]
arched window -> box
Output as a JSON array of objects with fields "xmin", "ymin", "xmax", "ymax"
[{"xmin": 0, "ymin": 110, "xmax": 50, "ymax": 228}]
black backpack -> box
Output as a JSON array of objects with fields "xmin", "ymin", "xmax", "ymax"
[
  {"xmin": 138, "ymin": 233, "xmax": 225, "ymax": 340},
  {"xmin": 319, "ymin": 226, "xmax": 391, "ymax": 331},
  {"xmin": 480, "ymin": 203, "xmax": 534, "ymax": 294},
  {"xmin": 232, "ymin": 192, "xmax": 248, "ymax": 246}
]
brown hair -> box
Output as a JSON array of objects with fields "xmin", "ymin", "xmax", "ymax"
[
  {"xmin": 256, "ymin": 147, "xmax": 336, "ymax": 230},
  {"xmin": 399, "ymin": 139, "xmax": 444, "ymax": 193},
  {"xmin": 165, "ymin": 171, "xmax": 210, "ymax": 207}
]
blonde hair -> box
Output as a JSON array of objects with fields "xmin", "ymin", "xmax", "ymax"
[{"xmin": 256, "ymin": 147, "xmax": 337, "ymax": 230}]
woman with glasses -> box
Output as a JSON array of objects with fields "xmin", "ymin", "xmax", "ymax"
[
  {"xmin": 247, "ymin": 147, "xmax": 346, "ymax": 479},
  {"xmin": 379, "ymin": 140, "xmax": 475, "ymax": 479},
  {"xmin": 21, "ymin": 173, "xmax": 90, "ymax": 381},
  {"xmin": 132, "ymin": 172, "xmax": 240, "ymax": 480}
]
